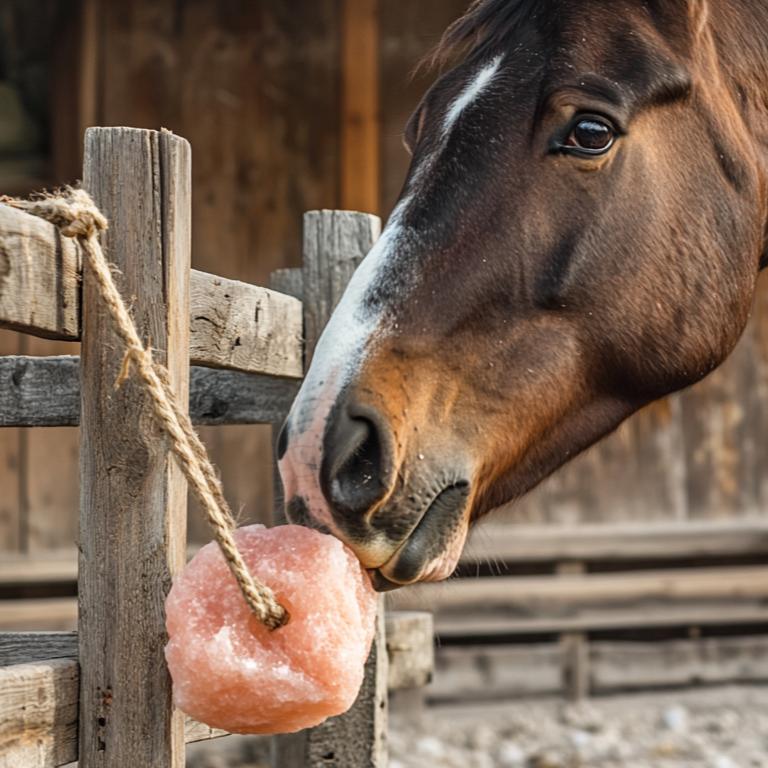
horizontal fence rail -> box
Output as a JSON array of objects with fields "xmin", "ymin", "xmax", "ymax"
[
  {"xmin": 0, "ymin": 199, "xmax": 304, "ymax": 379},
  {"xmin": 0, "ymin": 356, "xmax": 299, "ymax": 426}
]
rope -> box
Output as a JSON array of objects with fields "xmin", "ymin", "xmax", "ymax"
[{"xmin": 2, "ymin": 188, "xmax": 289, "ymax": 630}]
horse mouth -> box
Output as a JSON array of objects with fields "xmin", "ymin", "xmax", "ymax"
[{"xmin": 368, "ymin": 482, "xmax": 471, "ymax": 592}]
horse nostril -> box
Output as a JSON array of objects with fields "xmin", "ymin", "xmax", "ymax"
[{"xmin": 320, "ymin": 401, "xmax": 393, "ymax": 521}]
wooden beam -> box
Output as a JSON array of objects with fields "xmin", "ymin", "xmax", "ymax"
[
  {"xmin": 430, "ymin": 635, "xmax": 768, "ymax": 703},
  {"xmin": 274, "ymin": 210, "xmax": 387, "ymax": 767},
  {"xmin": 0, "ymin": 632, "xmax": 77, "ymax": 666},
  {"xmin": 0, "ymin": 660, "xmax": 230, "ymax": 768},
  {"xmin": 0, "ymin": 202, "xmax": 303, "ymax": 378},
  {"xmin": 0, "ymin": 204, "xmax": 82, "ymax": 340},
  {"xmin": 79, "ymin": 127, "xmax": 190, "ymax": 768},
  {"xmin": 340, "ymin": 0, "xmax": 380, "ymax": 214},
  {"xmin": 0, "ymin": 598, "xmax": 77, "ymax": 631},
  {"xmin": 389, "ymin": 566, "xmax": 768, "ymax": 614},
  {"xmin": 462, "ymin": 520, "xmax": 768, "ymax": 564},
  {"xmin": 189, "ymin": 270, "xmax": 302, "ymax": 378},
  {"xmin": 385, "ymin": 611, "xmax": 434, "ymax": 691},
  {"xmin": 0, "ymin": 659, "xmax": 78, "ymax": 768},
  {"xmin": 0, "ymin": 356, "xmax": 299, "ymax": 427},
  {"xmin": 430, "ymin": 604, "xmax": 768, "ymax": 639}
]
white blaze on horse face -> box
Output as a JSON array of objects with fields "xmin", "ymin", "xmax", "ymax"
[
  {"xmin": 279, "ymin": 55, "xmax": 504, "ymax": 534},
  {"xmin": 278, "ymin": 204, "xmax": 406, "ymax": 533},
  {"xmin": 443, "ymin": 55, "xmax": 503, "ymax": 136}
]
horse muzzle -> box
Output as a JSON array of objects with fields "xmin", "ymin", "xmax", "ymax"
[{"xmin": 279, "ymin": 392, "xmax": 473, "ymax": 590}]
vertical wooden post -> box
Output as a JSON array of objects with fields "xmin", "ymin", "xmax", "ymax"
[
  {"xmin": 341, "ymin": 0, "xmax": 380, "ymax": 214},
  {"xmin": 558, "ymin": 562, "xmax": 590, "ymax": 701},
  {"xmin": 269, "ymin": 267, "xmax": 305, "ymax": 524},
  {"xmin": 273, "ymin": 210, "xmax": 388, "ymax": 768},
  {"xmin": 79, "ymin": 127, "xmax": 191, "ymax": 768}
]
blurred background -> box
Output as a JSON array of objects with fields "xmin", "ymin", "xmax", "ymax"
[{"xmin": 2, "ymin": 1, "xmax": 768, "ymax": 766}]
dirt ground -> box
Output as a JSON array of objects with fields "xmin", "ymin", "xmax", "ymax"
[
  {"xmin": 388, "ymin": 685, "xmax": 768, "ymax": 768},
  {"xmin": 187, "ymin": 684, "xmax": 768, "ymax": 767}
]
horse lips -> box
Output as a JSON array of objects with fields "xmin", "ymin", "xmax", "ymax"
[{"xmin": 165, "ymin": 524, "xmax": 378, "ymax": 734}]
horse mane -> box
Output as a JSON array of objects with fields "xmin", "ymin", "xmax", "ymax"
[{"xmin": 425, "ymin": 0, "xmax": 543, "ymax": 70}]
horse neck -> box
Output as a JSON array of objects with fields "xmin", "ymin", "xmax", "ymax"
[
  {"xmin": 707, "ymin": 2, "xmax": 768, "ymax": 249},
  {"xmin": 708, "ymin": 0, "xmax": 768, "ymax": 196}
]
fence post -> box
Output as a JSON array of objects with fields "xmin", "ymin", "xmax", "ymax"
[
  {"xmin": 79, "ymin": 127, "xmax": 191, "ymax": 767},
  {"xmin": 273, "ymin": 210, "xmax": 388, "ymax": 768}
]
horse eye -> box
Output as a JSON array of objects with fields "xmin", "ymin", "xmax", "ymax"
[{"xmin": 564, "ymin": 117, "xmax": 615, "ymax": 154}]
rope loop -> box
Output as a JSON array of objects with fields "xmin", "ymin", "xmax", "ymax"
[{"xmin": 2, "ymin": 187, "xmax": 289, "ymax": 630}]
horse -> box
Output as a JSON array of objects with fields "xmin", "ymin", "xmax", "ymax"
[{"xmin": 278, "ymin": 0, "xmax": 768, "ymax": 590}]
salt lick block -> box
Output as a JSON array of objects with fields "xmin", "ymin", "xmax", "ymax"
[{"xmin": 165, "ymin": 524, "xmax": 378, "ymax": 734}]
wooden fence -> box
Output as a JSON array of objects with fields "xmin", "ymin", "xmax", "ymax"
[{"xmin": 0, "ymin": 127, "xmax": 432, "ymax": 768}]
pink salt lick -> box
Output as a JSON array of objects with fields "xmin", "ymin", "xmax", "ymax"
[{"xmin": 165, "ymin": 524, "xmax": 378, "ymax": 734}]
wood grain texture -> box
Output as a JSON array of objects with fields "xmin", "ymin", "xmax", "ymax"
[
  {"xmin": 431, "ymin": 636, "xmax": 768, "ymax": 702},
  {"xmin": 0, "ymin": 210, "xmax": 302, "ymax": 373},
  {"xmin": 0, "ymin": 356, "xmax": 299, "ymax": 427},
  {"xmin": 0, "ymin": 331, "xmax": 20, "ymax": 552},
  {"xmin": 0, "ymin": 551, "xmax": 77, "ymax": 585},
  {"xmin": 428, "ymin": 603, "xmax": 768, "ymax": 640},
  {"xmin": 189, "ymin": 271, "xmax": 302, "ymax": 378},
  {"xmin": 274, "ymin": 210, "xmax": 387, "ymax": 768},
  {"xmin": 0, "ymin": 598, "xmax": 77, "ymax": 632},
  {"xmin": 268, "ymin": 267, "xmax": 305, "ymax": 522},
  {"xmin": 96, "ymin": 0, "xmax": 342, "ymax": 543},
  {"xmin": 0, "ymin": 631, "xmax": 77, "ymax": 665},
  {"xmin": 462, "ymin": 519, "xmax": 768, "ymax": 564},
  {"xmin": 390, "ymin": 566, "xmax": 768, "ymax": 614},
  {"xmin": 385, "ymin": 611, "xmax": 434, "ymax": 692},
  {"xmin": 0, "ymin": 659, "xmax": 78, "ymax": 768},
  {"xmin": 341, "ymin": 0, "xmax": 380, "ymax": 214},
  {"xmin": 79, "ymin": 127, "xmax": 190, "ymax": 768},
  {"xmin": 0, "ymin": 204, "xmax": 82, "ymax": 341},
  {"xmin": 21, "ymin": 335, "xmax": 81, "ymax": 556},
  {"xmin": 0, "ymin": 659, "xmax": 234, "ymax": 768}
]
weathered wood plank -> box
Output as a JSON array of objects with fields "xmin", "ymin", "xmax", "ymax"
[
  {"xmin": 189, "ymin": 367, "xmax": 300, "ymax": 426},
  {"xmin": 0, "ymin": 204, "xmax": 82, "ymax": 341},
  {"xmin": 462, "ymin": 520, "xmax": 768, "ymax": 564},
  {"xmin": 0, "ymin": 356, "xmax": 299, "ymax": 427},
  {"xmin": 430, "ymin": 603, "xmax": 768, "ymax": 639},
  {"xmin": 270, "ymin": 268, "xmax": 304, "ymax": 302},
  {"xmin": 21, "ymin": 337, "xmax": 80, "ymax": 554},
  {"xmin": 274, "ymin": 209, "xmax": 386, "ymax": 768},
  {"xmin": 591, "ymin": 636, "xmax": 768, "ymax": 692},
  {"xmin": 268, "ymin": 268, "xmax": 304, "ymax": 522},
  {"xmin": 0, "ymin": 598, "xmax": 77, "ymax": 632},
  {"xmin": 430, "ymin": 635, "xmax": 768, "ymax": 702},
  {"xmin": 0, "ymin": 659, "xmax": 79, "ymax": 768},
  {"xmin": 390, "ymin": 566, "xmax": 768, "ymax": 613},
  {"xmin": 79, "ymin": 127, "xmax": 190, "ymax": 768},
  {"xmin": 385, "ymin": 611, "xmax": 434, "ymax": 692},
  {"xmin": 189, "ymin": 271, "xmax": 303, "ymax": 378},
  {"xmin": 0, "ymin": 659, "xmax": 236, "ymax": 768},
  {"xmin": 341, "ymin": 0, "xmax": 380, "ymax": 214},
  {"xmin": 0, "ymin": 330, "xmax": 21, "ymax": 552},
  {"xmin": 0, "ymin": 632, "xmax": 77, "ymax": 665},
  {"xmin": 0, "ymin": 199, "xmax": 303, "ymax": 377}
]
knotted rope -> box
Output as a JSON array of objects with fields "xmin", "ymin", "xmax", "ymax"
[{"xmin": 2, "ymin": 188, "xmax": 288, "ymax": 630}]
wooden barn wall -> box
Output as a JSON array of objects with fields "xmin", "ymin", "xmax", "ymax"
[
  {"xmin": 2, "ymin": 0, "xmax": 768, "ymax": 558},
  {"xmin": 95, "ymin": 0, "xmax": 342, "ymax": 543}
]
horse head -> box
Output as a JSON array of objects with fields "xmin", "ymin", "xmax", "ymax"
[{"xmin": 279, "ymin": 0, "xmax": 768, "ymax": 588}]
